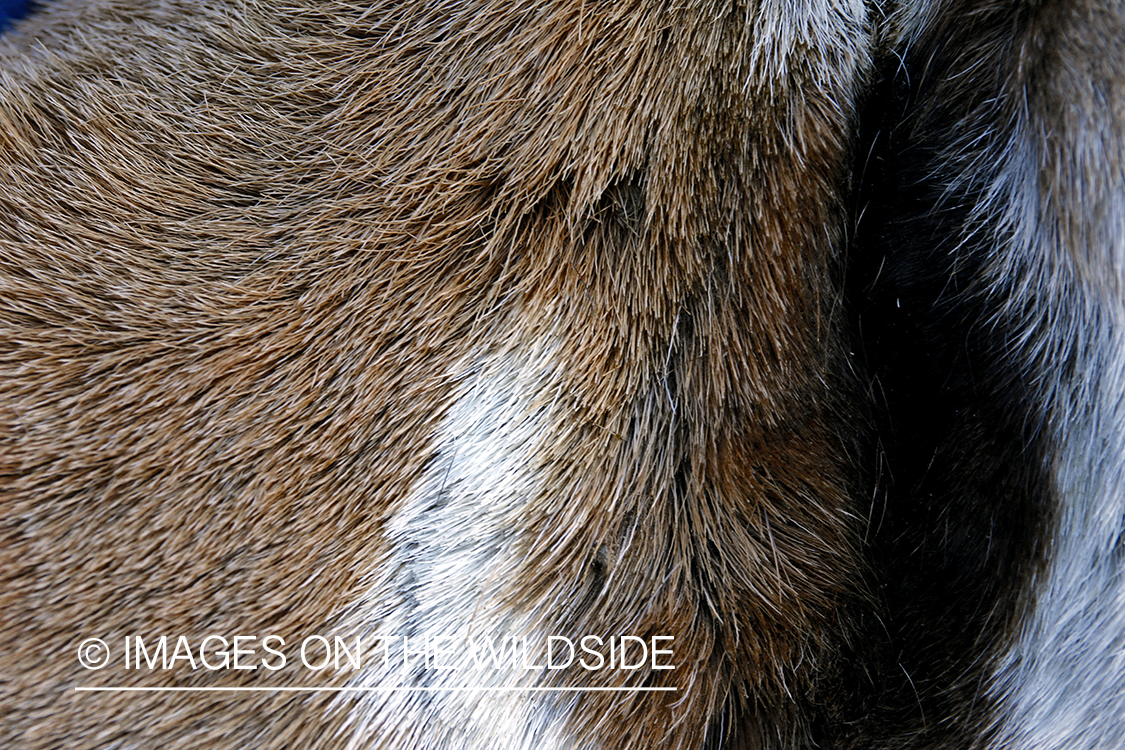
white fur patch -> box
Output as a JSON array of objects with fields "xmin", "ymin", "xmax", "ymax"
[
  {"xmin": 987, "ymin": 59, "xmax": 1125, "ymax": 750},
  {"xmin": 334, "ymin": 343, "xmax": 581, "ymax": 750},
  {"xmin": 746, "ymin": 0, "xmax": 870, "ymax": 94},
  {"xmin": 993, "ymin": 291, "xmax": 1125, "ymax": 750}
]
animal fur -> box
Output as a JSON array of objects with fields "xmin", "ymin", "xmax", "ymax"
[
  {"xmin": 0, "ymin": 0, "xmax": 1122, "ymax": 748},
  {"xmin": 851, "ymin": 1, "xmax": 1125, "ymax": 748}
]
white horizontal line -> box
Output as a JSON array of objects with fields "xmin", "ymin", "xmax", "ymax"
[{"xmin": 75, "ymin": 686, "xmax": 677, "ymax": 693}]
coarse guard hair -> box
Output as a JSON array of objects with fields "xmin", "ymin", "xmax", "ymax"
[{"xmin": 0, "ymin": 0, "xmax": 1122, "ymax": 748}]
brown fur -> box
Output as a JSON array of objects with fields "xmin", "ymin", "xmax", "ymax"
[{"xmin": 1, "ymin": 1, "xmax": 875, "ymax": 748}]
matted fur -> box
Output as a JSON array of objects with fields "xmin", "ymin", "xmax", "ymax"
[{"xmin": 2, "ymin": 0, "xmax": 1123, "ymax": 748}]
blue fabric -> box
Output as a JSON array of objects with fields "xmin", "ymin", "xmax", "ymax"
[{"xmin": 0, "ymin": 0, "xmax": 32, "ymax": 31}]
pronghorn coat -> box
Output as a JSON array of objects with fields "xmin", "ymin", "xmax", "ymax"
[{"xmin": 0, "ymin": 0, "xmax": 1121, "ymax": 748}]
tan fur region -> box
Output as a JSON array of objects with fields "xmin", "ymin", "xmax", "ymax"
[{"xmin": 0, "ymin": 1, "xmax": 873, "ymax": 748}]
